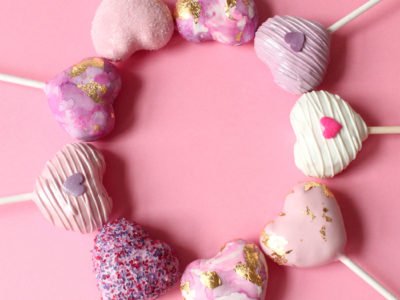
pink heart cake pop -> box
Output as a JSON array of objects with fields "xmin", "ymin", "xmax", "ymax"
[
  {"xmin": 180, "ymin": 240, "xmax": 268, "ymax": 300},
  {"xmin": 260, "ymin": 182, "xmax": 397, "ymax": 299},
  {"xmin": 93, "ymin": 218, "xmax": 180, "ymax": 300},
  {"xmin": 175, "ymin": 0, "xmax": 258, "ymax": 45},
  {"xmin": 45, "ymin": 57, "xmax": 121, "ymax": 141},
  {"xmin": 290, "ymin": 90, "xmax": 400, "ymax": 178},
  {"xmin": 91, "ymin": 0, "xmax": 174, "ymax": 61},
  {"xmin": 254, "ymin": 0, "xmax": 381, "ymax": 94},
  {"xmin": 0, "ymin": 57, "xmax": 121, "ymax": 141},
  {"xmin": 0, "ymin": 143, "xmax": 112, "ymax": 234}
]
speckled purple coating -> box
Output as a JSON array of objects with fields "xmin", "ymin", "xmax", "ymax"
[
  {"xmin": 92, "ymin": 218, "xmax": 180, "ymax": 300},
  {"xmin": 175, "ymin": 0, "xmax": 258, "ymax": 45},
  {"xmin": 45, "ymin": 57, "xmax": 121, "ymax": 141}
]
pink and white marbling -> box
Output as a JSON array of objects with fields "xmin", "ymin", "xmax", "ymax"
[
  {"xmin": 180, "ymin": 240, "xmax": 268, "ymax": 300},
  {"xmin": 260, "ymin": 182, "xmax": 346, "ymax": 267},
  {"xmin": 92, "ymin": 0, "xmax": 174, "ymax": 61},
  {"xmin": 33, "ymin": 143, "xmax": 112, "ymax": 234},
  {"xmin": 255, "ymin": 16, "xmax": 330, "ymax": 94},
  {"xmin": 175, "ymin": 0, "xmax": 258, "ymax": 45},
  {"xmin": 45, "ymin": 57, "xmax": 121, "ymax": 141}
]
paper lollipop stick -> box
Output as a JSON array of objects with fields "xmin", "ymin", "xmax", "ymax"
[
  {"xmin": 0, "ymin": 143, "xmax": 112, "ymax": 233},
  {"xmin": 0, "ymin": 57, "xmax": 121, "ymax": 141},
  {"xmin": 260, "ymin": 182, "xmax": 397, "ymax": 300},
  {"xmin": 328, "ymin": 0, "xmax": 382, "ymax": 33},
  {"xmin": 290, "ymin": 90, "xmax": 400, "ymax": 178},
  {"xmin": 255, "ymin": 0, "xmax": 382, "ymax": 94}
]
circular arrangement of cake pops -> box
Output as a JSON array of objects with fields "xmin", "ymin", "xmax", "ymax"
[
  {"xmin": 290, "ymin": 90, "xmax": 400, "ymax": 178},
  {"xmin": 260, "ymin": 182, "xmax": 397, "ymax": 300},
  {"xmin": 1, "ymin": 0, "xmax": 399, "ymax": 299},
  {"xmin": 255, "ymin": 0, "xmax": 381, "ymax": 94},
  {"xmin": 0, "ymin": 57, "xmax": 121, "ymax": 141},
  {"xmin": 0, "ymin": 143, "xmax": 112, "ymax": 233}
]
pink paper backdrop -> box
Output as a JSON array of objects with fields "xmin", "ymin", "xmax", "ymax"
[{"xmin": 0, "ymin": 0, "xmax": 399, "ymax": 299}]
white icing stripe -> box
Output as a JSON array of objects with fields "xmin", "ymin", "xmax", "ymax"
[
  {"xmin": 33, "ymin": 143, "xmax": 112, "ymax": 233},
  {"xmin": 290, "ymin": 91, "xmax": 368, "ymax": 178},
  {"xmin": 255, "ymin": 16, "xmax": 330, "ymax": 94}
]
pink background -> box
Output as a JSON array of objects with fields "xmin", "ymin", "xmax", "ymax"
[{"xmin": 0, "ymin": 0, "xmax": 399, "ymax": 299}]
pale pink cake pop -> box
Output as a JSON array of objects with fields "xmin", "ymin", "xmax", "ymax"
[
  {"xmin": 181, "ymin": 240, "xmax": 268, "ymax": 300},
  {"xmin": 92, "ymin": 0, "xmax": 174, "ymax": 61},
  {"xmin": 33, "ymin": 143, "xmax": 112, "ymax": 233},
  {"xmin": 260, "ymin": 182, "xmax": 346, "ymax": 267},
  {"xmin": 255, "ymin": 16, "xmax": 330, "ymax": 94}
]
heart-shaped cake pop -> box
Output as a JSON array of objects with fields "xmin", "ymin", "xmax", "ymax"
[
  {"xmin": 91, "ymin": 0, "xmax": 174, "ymax": 61},
  {"xmin": 255, "ymin": 16, "xmax": 331, "ymax": 94},
  {"xmin": 45, "ymin": 58, "xmax": 121, "ymax": 141},
  {"xmin": 93, "ymin": 218, "xmax": 180, "ymax": 299},
  {"xmin": 260, "ymin": 182, "xmax": 347, "ymax": 268},
  {"xmin": 175, "ymin": 0, "xmax": 258, "ymax": 45},
  {"xmin": 33, "ymin": 143, "xmax": 112, "ymax": 233},
  {"xmin": 290, "ymin": 90, "xmax": 368, "ymax": 178},
  {"xmin": 180, "ymin": 240, "xmax": 268, "ymax": 300}
]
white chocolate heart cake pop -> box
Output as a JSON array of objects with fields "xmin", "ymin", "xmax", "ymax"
[
  {"xmin": 0, "ymin": 143, "xmax": 112, "ymax": 233},
  {"xmin": 259, "ymin": 182, "xmax": 397, "ymax": 299},
  {"xmin": 260, "ymin": 182, "xmax": 346, "ymax": 267},
  {"xmin": 254, "ymin": 0, "xmax": 382, "ymax": 94},
  {"xmin": 291, "ymin": 90, "xmax": 368, "ymax": 178},
  {"xmin": 180, "ymin": 240, "xmax": 268, "ymax": 300}
]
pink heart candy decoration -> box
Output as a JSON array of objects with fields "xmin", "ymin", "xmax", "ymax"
[
  {"xmin": 91, "ymin": 0, "xmax": 174, "ymax": 61},
  {"xmin": 255, "ymin": 16, "xmax": 331, "ymax": 94},
  {"xmin": 260, "ymin": 182, "xmax": 346, "ymax": 268},
  {"xmin": 33, "ymin": 143, "xmax": 112, "ymax": 233},
  {"xmin": 320, "ymin": 116, "xmax": 343, "ymax": 139},
  {"xmin": 180, "ymin": 240, "xmax": 268, "ymax": 300},
  {"xmin": 175, "ymin": 0, "xmax": 258, "ymax": 45},
  {"xmin": 45, "ymin": 57, "xmax": 121, "ymax": 141}
]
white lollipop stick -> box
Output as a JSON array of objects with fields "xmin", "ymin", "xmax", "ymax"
[
  {"xmin": 0, "ymin": 193, "xmax": 33, "ymax": 205},
  {"xmin": 368, "ymin": 126, "xmax": 400, "ymax": 135},
  {"xmin": 328, "ymin": 0, "xmax": 381, "ymax": 33},
  {"xmin": 339, "ymin": 255, "xmax": 398, "ymax": 300},
  {"xmin": 0, "ymin": 73, "xmax": 45, "ymax": 89}
]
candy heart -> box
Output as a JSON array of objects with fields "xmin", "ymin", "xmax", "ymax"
[
  {"xmin": 260, "ymin": 182, "xmax": 347, "ymax": 268},
  {"xmin": 255, "ymin": 16, "xmax": 331, "ymax": 94},
  {"xmin": 91, "ymin": 0, "xmax": 174, "ymax": 61},
  {"xmin": 175, "ymin": 0, "xmax": 258, "ymax": 45},
  {"xmin": 63, "ymin": 173, "xmax": 85, "ymax": 197},
  {"xmin": 320, "ymin": 116, "xmax": 343, "ymax": 139},
  {"xmin": 290, "ymin": 90, "xmax": 368, "ymax": 178},
  {"xmin": 93, "ymin": 218, "xmax": 180, "ymax": 300},
  {"xmin": 33, "ymin": 143, "xmax": 112, "ymax": 233},
  {"xmin": 284, "ymin": 32, "xmax": 305, "ymax": 52},
  {"xmin": 180, "ymin": 240, "xmax": 268, "ymax": 300},
  {"xmin": 45, "ymin": 58, "xmax": 121, "ymax": 141}
]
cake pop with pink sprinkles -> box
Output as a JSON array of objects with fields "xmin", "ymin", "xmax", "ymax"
[{"xmin": 92, "ymin": 218, "xmax": 180, "ymax": 300}]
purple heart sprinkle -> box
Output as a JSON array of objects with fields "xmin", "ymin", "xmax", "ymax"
[
  {"xmin": 284, "ymin": 31, "xmax": 306, "ymax": 52},
  {"xmin": 63, "ymin": 173, "xmax": 86, "ymax": 197}
]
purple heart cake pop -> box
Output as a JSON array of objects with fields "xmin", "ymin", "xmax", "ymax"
[{"xmin": 45, "ymin": 57, "xmax": 121, "ymax": 141}]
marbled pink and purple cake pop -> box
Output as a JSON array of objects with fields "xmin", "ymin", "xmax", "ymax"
[
  {"xmin": 45, "ymin": 57, "xmax": 121, "ymax": 141},
  {"xmin": 180, "ymin": 240, "xmax": 268, "ymax": 300},
  {"xmin": 175, "ymin": 0, "xmax": 258, "ymax": 45},
  {"xmin": 255, "ymin": 16, "xmax": 330, "ymax": 94}
]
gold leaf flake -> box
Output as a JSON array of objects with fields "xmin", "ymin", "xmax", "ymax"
[
  {"xmin": 176, "ymin": 0, "xmax": 201, "ymax": 23},
  {"xmin": 305, "ymin": 206, "xmax": 316, "ymax": 221},
  {"xmin": 234, "ymin": 244, "xmax": 264, "ymax": 286},
  {"xmin": 180, "ymin": 281, "xmax": 190, "ymax": 294},
  {"xmin": 261, "ymin": 232, "xmax": 291, "ymax": 265},
  {"xmin": 200, "ymin": 271, "xmax": 222, "ymax": 289},
  {"xmin": 320, "ymin": 226, "xmax": 327, "ymax": 241},
  {"xmin": 304, "ymin": 182, "xmax": 334, "ymax": 198},
  {"xmin": 77, "ymin": 82, "xmax": 107, "ymax": 103},
  {"xmin": 322, "ymin": 207, "xmax": 333, "ymax": 222},
  {"xmin": 225, "ymin": 0, "xmax": 237, "ymax": 17},
  {"xmin": 70, "ymin": 58, "xmax": 104, "ymax": 77}
]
